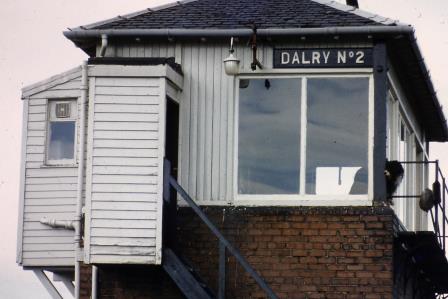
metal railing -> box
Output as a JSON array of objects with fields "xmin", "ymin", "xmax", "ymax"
[
  {"xmin": 393, "ymin": 160, "xmax": 448, "ymax": 255},
  {"xmin": 163, "ymin": 159, "xmax": 279, "ymax": 299}
]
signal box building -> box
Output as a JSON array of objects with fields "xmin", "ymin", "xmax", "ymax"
[{"xmin": 16, "ymin": 0, "xmax": 448, "ymax": 298}]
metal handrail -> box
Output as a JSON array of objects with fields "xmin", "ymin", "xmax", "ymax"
[
  {"xmin": 393, "ymin": 160, "xmax": 448, "ymax": 255},
  {"xmin": 163, "ymin": 159, "xmax": 279, "ymax": 299}
]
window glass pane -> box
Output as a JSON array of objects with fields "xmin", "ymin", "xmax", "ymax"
[
  {"xmin": 238, "ymin": 79, "xmax": 301, "ymax": 194},
  {"xmin": 306, "ymin": 78, "xmax": 369, "ymax": 195},
  {"xmin": 48, "ymin": 121, "xmax": 75, "ymax": 161}
]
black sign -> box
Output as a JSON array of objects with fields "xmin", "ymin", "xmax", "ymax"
[{"xmin": 273, "ymin": 48, "xmax": 373, "ymax": 68}]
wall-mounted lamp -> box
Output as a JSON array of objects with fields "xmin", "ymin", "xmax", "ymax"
[{"xmin": 223, "ymin": 37, "xmax": 240, "ymax": 76}]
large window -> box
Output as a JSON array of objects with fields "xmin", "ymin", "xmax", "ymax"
[
  {"xmin": 237, "ymin": 75, "xmax": 371, "ymax": 200},
  {"xmin": 46, "ymin": 100, "xmax": 77, "ymax": 165}
]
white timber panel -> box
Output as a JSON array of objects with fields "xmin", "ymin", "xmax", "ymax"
[
  {"xmin": 19, "ymin": 70, "xmax": 81, "ymax": 267},
  {"xmin": 85, "ymin": 65, "xmax": 172, "ymax": 265}
]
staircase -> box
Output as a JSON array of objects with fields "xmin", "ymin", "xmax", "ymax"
[
  {"xmin": 162, "ymin": 159, "xmax": 279, "ymax": 299},
  {"xmin": 163, "ymin": 248, "xmax": 215, "ymax": 299}
]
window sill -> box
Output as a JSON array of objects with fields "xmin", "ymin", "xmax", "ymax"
[
  {"xmin": 40, "ymin": 164, "xmax": 78, "ymax": 168},
  {"xmin": 234, "ymin": 195, "xmax": 372, "ymax": 207}
]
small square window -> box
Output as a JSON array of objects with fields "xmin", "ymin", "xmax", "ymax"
[{"xmin": 46, "ymin": 100, "xmax": 77, "ymax": 165}]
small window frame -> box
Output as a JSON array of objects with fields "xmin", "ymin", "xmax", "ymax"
[
  {"xmin": 234, "ymin": 69, "xmax": 374, "ymax": 206},
  {"xmin": 45, "ymin": 99, "xmax": 78, "ymax": 166}
]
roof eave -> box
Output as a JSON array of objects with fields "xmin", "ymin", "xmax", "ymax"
[{"xmin": 63, "ymin": 25, "xmax": 414, "ymax": 40}]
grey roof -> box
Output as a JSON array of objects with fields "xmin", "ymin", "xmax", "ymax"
[{"xmin": 75, "ymin": 0, "xmax": 399, "ymax": 31}]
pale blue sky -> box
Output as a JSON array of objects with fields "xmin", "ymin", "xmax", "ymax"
[{"xmin": 0, "ymin": 1, "xmax": 447, "ymax": 298}]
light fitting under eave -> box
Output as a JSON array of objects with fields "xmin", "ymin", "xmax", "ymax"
[{"xmin": 224, "ymin": 37, "xmax": 240, "ymax": 75}]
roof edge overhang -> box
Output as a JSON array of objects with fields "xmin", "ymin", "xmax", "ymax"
[
  {"xmin": 64, "ymin": 25, "xmax": 414, "ymax": 40},
  {"xmin": 63, "ymin": 25, "xmax": 448, "ymax": 142}
]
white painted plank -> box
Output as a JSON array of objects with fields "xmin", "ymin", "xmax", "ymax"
[
  {"xmin": 30, "ymin": 89, "xmax": 80, "ymax": 99},
  {"xmin": 28, "ymin": 99, "xmax": 47, "ymax": 106},
  {"xmin": 26, "ymin": 177, "xmax": 77, "ymax": 185},
  {"xmin": 28, "ymin": 121, "xmax": 46, "ymax": 131},
  {"xmin": 94, "ymin": 104, "xmax": 159, "ymax": 114},
  {"xmin": 93, "ymin": 157, "xmax": 158, "ymax": 167},
  {"xmin": 91, "ymin": 219, "xmax": 157, "ymax": 229},
  {"xmin": 26, "ymin": 183, "xmax": 77, "ymax": 191},
  {"xmin": 27, "ymin": 130, "xmax": 45, "ymax": 137},
  {"xmin": 92, "ymin": 165, "xmax": 158, "ymax": 175},
  {"xmin": 91, "ymin": 228, "xmax": 156, "ymax": 238},
  {"xmin": 90, "ymin": 255, "xmax": 155, "ymax": 264},
  {"xmin": 94, "ymin": 113, "xmax": 159, "ymax": 122},
  {"xmin": 95, "ymin": 77, "xmax": 159, "ymax": 87},
  {"xmin": 23, "ymin": 251, "xmax": 74, "ymax": 259},
  {"xmin": 26, "ymin": 153, "xmax": 45, "ymax": 162},
  {"xmin": 50, "ymin": 79, "xmax": 81, "ymax": 91},
  {"xmin": 197, "ymin": 44, "xmax": 207, "ymax": 202},
  {"xmin": 93, "ymin": 139, "xmax": 159, "ymax": 149},
  {"xmin": 25, "ymin": 191, "xmax": 76, "ymax": 199},
  {"xmin": 25, "ymin": 198, "xmax": 76, "ymax": 206},
  {"xmin": 91, "ymin": 193, "xmax": 157, "ymax": 202},
  {"xmin": 24, "ymin": 205, "xmax": 75, "ymax": 213},
  {"xmin": 94, "ymin": 95, "xmax": 160, "ymax": 105},
  {"xmin": 27, "ymin": 136, "xmax": 45, "ymax": 146},
  {"xmin": 93, "ymin": 130, "xmax": 159, "ymax": 140},
  {"xmin": 95, "ymin": 86, "xmax": 159, "ymax": 96},
  {"xmin": 23, "ymin": 228, "xmax": 74, "ymax": 237},
  {"xmin": 91, "ymin": 210, "xmax": 156, "ymax": 220},
  {"xmin": 21, "ymin": 258, "xmax": 73, "ymax": 267},
  {"xmin": 92, "ymin": 183, "xmax": 157, "ymax": 193},
  {"xmin": 26, "ymin": 168, "xmax": 77, "ymax": 178},
  {"xmin": 28, "ymin": 105, "xmax": 46, "ymax": 114},
  {"xmin": 24, "ymin": 236, "xmax": 74, "ymax": 244},
  {"xmin": 90, "ymin": 246, "xmax": 155, "ymax": 255},
  {"xmin": 91, "ymin": 201, "xmax": 157, "ymax": 211},
  {"xmin": 92, "ymin": 148, "xmax": 158, "ymax": 158},
  {"xmin": 219, "ymin": 44, "xmax": 229, "ymax": 201},
  {"xmin": 91, "ymin": 237, "xmax": 155, "ymax": 246},
  {"xmin": 211, "ymin": 44, "xmax": 222, "ymax": 201},
  {"xmin": 23, "ymin": 243, "xmax": 73, "ymax": 251},
  {"xmin": 92, "ymin": 174, "xmax": 157, "ymax": 184},
  {"xmin": 94, "ymin": 121, "xmax": 158, "ymax": 131},
  {"xmin": 26, "ymin": 146, "xmax": 45, "ymax": 154},
  {"xmin": 204, "ymin": 43, "xmax": 214, "ymax": 201}
]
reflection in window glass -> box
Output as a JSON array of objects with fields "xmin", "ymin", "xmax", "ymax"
[
  {"xmin": 238, "ymin": 79, "xmax": 301, "ymax": 194},
  {"xmin": 306, "ymin": 78, "xmax": 369, "ymax": 195},
  {"xmin": 48, "ymin": 121, "xmax": 76, "ymax": 160}
]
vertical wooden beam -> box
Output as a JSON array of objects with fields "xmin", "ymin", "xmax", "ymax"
[{"xmin": 373, "ymin": 43, "xmax": 388, "ymax": 203}]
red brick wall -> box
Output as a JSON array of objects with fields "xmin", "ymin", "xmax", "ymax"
[
  {"xmin": 81, "ymin": 206, "xmax": 396, "ymax": 299},
  {"xmin": 177, "ymin": 206, "xmax": 395, "ymax": 299}
]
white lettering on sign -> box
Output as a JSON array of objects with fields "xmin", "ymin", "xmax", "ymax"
[
  {"xmin": 312, "ymin": 52, "xmax": 321, "ymax": 64},
  {"xmin": 323, "ymin": 51, "xmax": 330, "ymax": 64},
  {"xmin": 337, "ymin": 51, "xmax": 346, "ymax": 64},
  {"xmin": 276, "ymin": 48, "xmax": 372, "ymax": 68},
  {"xmin": 281, "ymin": 52, "xmax": 290, "ymax": 64},
  {"xmin": 356, "ymin": 51, "xmax": 365, "ymax": 64}
]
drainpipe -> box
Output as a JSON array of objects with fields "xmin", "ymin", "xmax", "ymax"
[
  {"xmin": 99, "ymin": 34, "xmax": 108, "ymax": 57},
  {"xmin": 75, "ymin": 60, "xmax": 88, "ymax": 299},
  {"xmin": 92, "ymin": 266, "xmax": 98, "ymax": 299}
]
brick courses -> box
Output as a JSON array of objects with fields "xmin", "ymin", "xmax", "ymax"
[{"xmin": 177, "ymin": 206, "xmax": 394, "ymax": 299}]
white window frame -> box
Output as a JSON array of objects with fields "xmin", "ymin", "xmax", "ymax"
[
  {"xmin": 233, "ymin": 69, "xmax": 374, "ymax": 206},
  {"xmin": 45, "ymin": 99, "xmax": 78, "ymax": 166},
  {"xmin": 387, "ymin": 69, "xmax": 430, "ymax": 231}
]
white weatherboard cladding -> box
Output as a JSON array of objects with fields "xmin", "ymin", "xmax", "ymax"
[
  {"xmin": 85, "ymin": 65, "xmax": 171, "ymax": 265},
  {"xmin": 19, "ymin": 69, "xmax": 82, "ymax": 267},
  {"xmin": 110, "ymin": 41, "xmax": 372, "ymax": 204}
]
